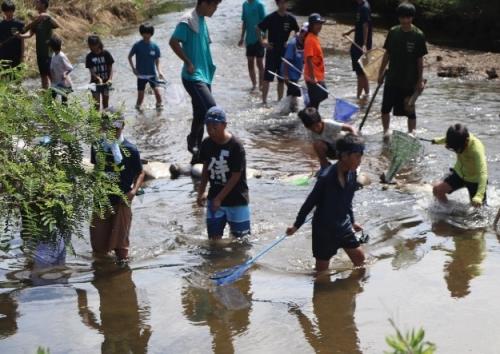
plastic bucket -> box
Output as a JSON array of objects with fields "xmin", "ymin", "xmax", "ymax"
[{"xmin": 334, "ymin": 98, "xmax": 359, "ymax": 122}]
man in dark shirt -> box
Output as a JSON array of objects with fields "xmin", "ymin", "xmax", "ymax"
[
  {"xmin": 197, "ymin": 106, "xmax": 250, "ymax": 240},
  {"xmin": 0, "ymin": 0, "xmax": 24, "ymax": 70},
  {"xmin": 343, "ymin": 0, "xmax": 372, "ymax": 98},
  {"xmin": 257, "ymin": 0, "xmax": 299, "ymax": 105},
  {"xmin": 286, "ymin": 134, "xmax": 366, "ymax": 272},
  {"xmin": 378, "ymin": 2, "xmax": 428, "ymax": 138},
  {"xmin": 90, "ymin": 108, "xmax": 145, "ymax": 266}
]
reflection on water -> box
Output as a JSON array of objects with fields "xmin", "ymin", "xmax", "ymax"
[
  {"xmin": 291, "ymin": 269, "xmax": 367, "ymax": 354},
  {"xmin": 0, "ymin": 291, "xmax": 18, "ymax": 340},
  {"xmin": 433, "ymin": 222, "xmax": 486, "ymax": 298},
  {"xmin": 182, "ymin": 242, "xmax": 252, "ymax": 354},
  {"xmin": 76, "ymin": 261, "xmax": 151, "ymax": 354}
]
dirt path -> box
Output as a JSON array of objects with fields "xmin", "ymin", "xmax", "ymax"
[{"xmin": 320, "ymin": 21, "xmax": 499, "ymax": 80}]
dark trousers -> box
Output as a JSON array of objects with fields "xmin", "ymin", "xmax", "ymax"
[
  {"xmin": 182, "ymin": 79, "xmax": 216, "ymax": 162},
  {"xmin": 306, "ymin": 81, "xmax": 328, "ymax": 109}
]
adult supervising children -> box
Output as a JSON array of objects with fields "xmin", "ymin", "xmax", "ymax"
[
  {"xmin": 90, "ymin": 109, "xmax": 145, "ymax": 266},
  {"xmin": 170, "ymin": 0, "xmax": 221, "ymax": 165},
  {"xmin": 299, "ymin": 107, "xmax": 358, "ymax": 170},
  {"xmin": 377, "ymin": 2, "xmax": 427, "ymax": 138},
  {"xmin": 343, "ymin": 0, "xmax": 372, "ymax": 99},
  {"xmin": 432, "ymin": 124, "xmax": 487, "ymax": 208},
  {"xmin": 286, "ymin": 134, "xmax": 366, "ymax": 272},
  {"xmin": 238, "ymin": 0, "xmax": 266, "ymax": 91},
  {"xmin": 128, "ymin": 23, "xmax": 165, "ymax": 111},
  {"xmin": 0, "ymin": 0, "xmax": 24, "ymax": 70},
  {"xmin": 304, "ymin": 13, "xmax": 328, "ymax": 110},
  {"xmin": 197, "ymin": 107, "xmax": 251, "ymax": 240},
  {"xmin": 257, "ymin": 0, "xmax": 299, "ymax": 105},
  {"xmin": 281, "ymin": 22, "xmax": 307, "ymax": 112},
  {"xmin": 18, "ymin": 0, "xmax": 60, "ymax": 89}
]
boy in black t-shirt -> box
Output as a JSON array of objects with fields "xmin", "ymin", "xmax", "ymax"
[
  {"xmin": 86, "ymin": 35, "xmax": 114, "ymax": 110},
  {"xmin": 197, "ymin": 106, "xmax": 250, "ymax": 240},
  {"xmin": 0, "ymin": 0, "xmax": 24, "ymax": 70},
  {"xmin": 257, "ymin": 0, "xmax": 299, "ymax": 105}
]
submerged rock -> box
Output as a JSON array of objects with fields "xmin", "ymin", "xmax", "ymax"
[{"xmin": 437, "ymin": 65, "xmax": 470, "ymax": 78}]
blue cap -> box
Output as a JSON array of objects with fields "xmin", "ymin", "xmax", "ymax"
[
  {"xmin": 205, "ymin": 106, "xmax": 226, "ymax": 124},
  {"xmin": 308, "ymin": 13, "xmax": 326, "ymax": 24}
]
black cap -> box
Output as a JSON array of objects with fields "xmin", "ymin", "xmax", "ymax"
[{"xmin": 308, "ymin": 13, "xmax": 326, "ymax": 24}]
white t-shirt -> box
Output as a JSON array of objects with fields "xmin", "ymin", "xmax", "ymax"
[
  {"xmin": 310, "ymin": 120, "xmax": 343, "ymax": 145},
  {"xmin": 50, "ymin": 51, "xmax": 73, "ymax": 88}
]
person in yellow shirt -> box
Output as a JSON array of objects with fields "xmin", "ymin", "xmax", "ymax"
[{"xmin": 432, "ymin": 124, "xmax": 487, "ymax": 207}]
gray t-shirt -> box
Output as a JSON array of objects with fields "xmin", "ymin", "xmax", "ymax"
[{"xmin": 310, "ymin": 120, "xmax": 343, "ymax": 145}]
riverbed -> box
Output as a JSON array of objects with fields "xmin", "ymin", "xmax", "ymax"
[{"xmin": 1, "ymin": 0, "xmax": 500, "ymax": 353}]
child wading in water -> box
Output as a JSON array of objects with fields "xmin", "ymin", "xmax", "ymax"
[
  {"xmin": 48, "ymin": 35, "xmax": 72, "ymax": 104},
  {"xmin": 432, "ymin": 124, "xmax": 487, "ymax": 208},
  {"xmin": 286, "ymin": 134, "xmax": 366, "ymax": 272},
  {"xmin": 128, "ymin": 23, "xmax": 165, "ymax": 111},
  {"xmin": 197, "ymin": 107, "xmax": 251, "ymax": 240},
  {"xmin": 86, "ymin": 35, "xmax": 114, "ymax": 110},
  {"xmin": 304, "ymin": 13, "xmax": 328, "ymax": 110}
]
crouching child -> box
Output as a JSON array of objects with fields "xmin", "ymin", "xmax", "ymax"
[
  {"xmin": 90, "ymin": 108, "xmax": 145, "ymax": 265},
  {"xmin": 286, "ymin": 134, "xmax": 366, "ymax": 272},
  {"xmin": 299, "ymin": 107, "xmax": 357, "ymax": 170},
  {"xmin": 197, "ymin": 106, "xmax": 251, "ymax": 240},
  {"xmin": 432, "ymin": 123, "xmax": 487, "ymax": 208}
]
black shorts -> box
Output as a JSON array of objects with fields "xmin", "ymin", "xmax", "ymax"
[
  {"xmin": 312, "ymin": 227, "xmax": 360, "ymax": 261},
  {"xmin": 324, "ymin": 141, "xmax": 337, "ymax": 159},
  {"xmin": 137, "ymin": 78, "xmax": 157, "ymax": 91},
  {"xmin": 350, "ymin": 47, "xmax": 364, "ymax": 76},
  {"xmin": 246, "ymin": 42, "xmax": 264, "ymax": 58},
  {"xmin": 444, "ymin": 169, "xmax": 487, "ymax": 204},
  {"xmin": 264, "ymin": 47, "xmax": 285, "ymax": 81},
  {"xmin": 381, "ymin": 85, "xmax": 417, "ymax": 119},
  {"xmin": 306, "ymin": 81, "xmax": 329, "ymax": 109},
  {"xmin": 286, "ymin": 80, "xmax": 301, "ymax": 97},
  {"xmin": 37, "ymin": 55, "xmax": 51, "ymax": 76}
]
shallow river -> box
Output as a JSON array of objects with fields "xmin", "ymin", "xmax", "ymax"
[{"xmin": 1, "ymin": 0, "xmax": 500, "ymax": 353}]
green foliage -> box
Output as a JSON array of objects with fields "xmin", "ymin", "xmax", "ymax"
[
  {"xmin": 36, "ymin": 347, "xmax": 50, "ymax": 354},
  {"xmin": 385, "ymin": 319, "xmax": 436, "ymax": 354},
  {"xmin": 0, "ymin": 65, "xmax": 123, "ymax": 253}
]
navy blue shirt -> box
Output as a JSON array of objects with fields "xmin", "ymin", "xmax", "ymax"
[
  {"xmin": 129, "ymin": 40, "xmax": 161, "ymax": 77},
  {"xmin": 91, "ymin": 139, "xmax": 143, "ymax": 204},
  {"xmin": 294, "ymin": 164, "xmax": 360, "ymax": 237},
  {"xmin": 353, "ymin": 1, "xmax": 372, "ymax": 52}
]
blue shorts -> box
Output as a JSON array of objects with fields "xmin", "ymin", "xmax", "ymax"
[{"xmin": 206, "ymin": 202, "xmax": 251, "ymax": 238}]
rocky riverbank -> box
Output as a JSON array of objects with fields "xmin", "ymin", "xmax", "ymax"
[{"xmin": 320, "ymin": 21, "xmax": 499, "ymax": 80}]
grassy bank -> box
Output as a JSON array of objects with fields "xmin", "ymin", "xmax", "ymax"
[{"xmin": 291, "ymin": 0, "xmax": 500, "ymax": 52}]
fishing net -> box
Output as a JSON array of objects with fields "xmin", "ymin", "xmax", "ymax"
[
  {"xmin": 358, "ymin": 48, "xmax": 386, "ymax": 81},
  {"xmin": 383, "ymin": 130, "xmax": 423, "ymax": 183}
]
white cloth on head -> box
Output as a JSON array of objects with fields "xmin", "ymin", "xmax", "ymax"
[{"xmin": 102, "ymin": 134, "xmax": 124, "ymax": 164}]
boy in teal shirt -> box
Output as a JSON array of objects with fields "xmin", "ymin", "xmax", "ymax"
[
  {"xmin": 238, "ymin": 0, "xmax": 266, "ymax": 91},
  {"xmin": 170, "ymin": 0, "xmax": 221, "ymax": 165}
]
